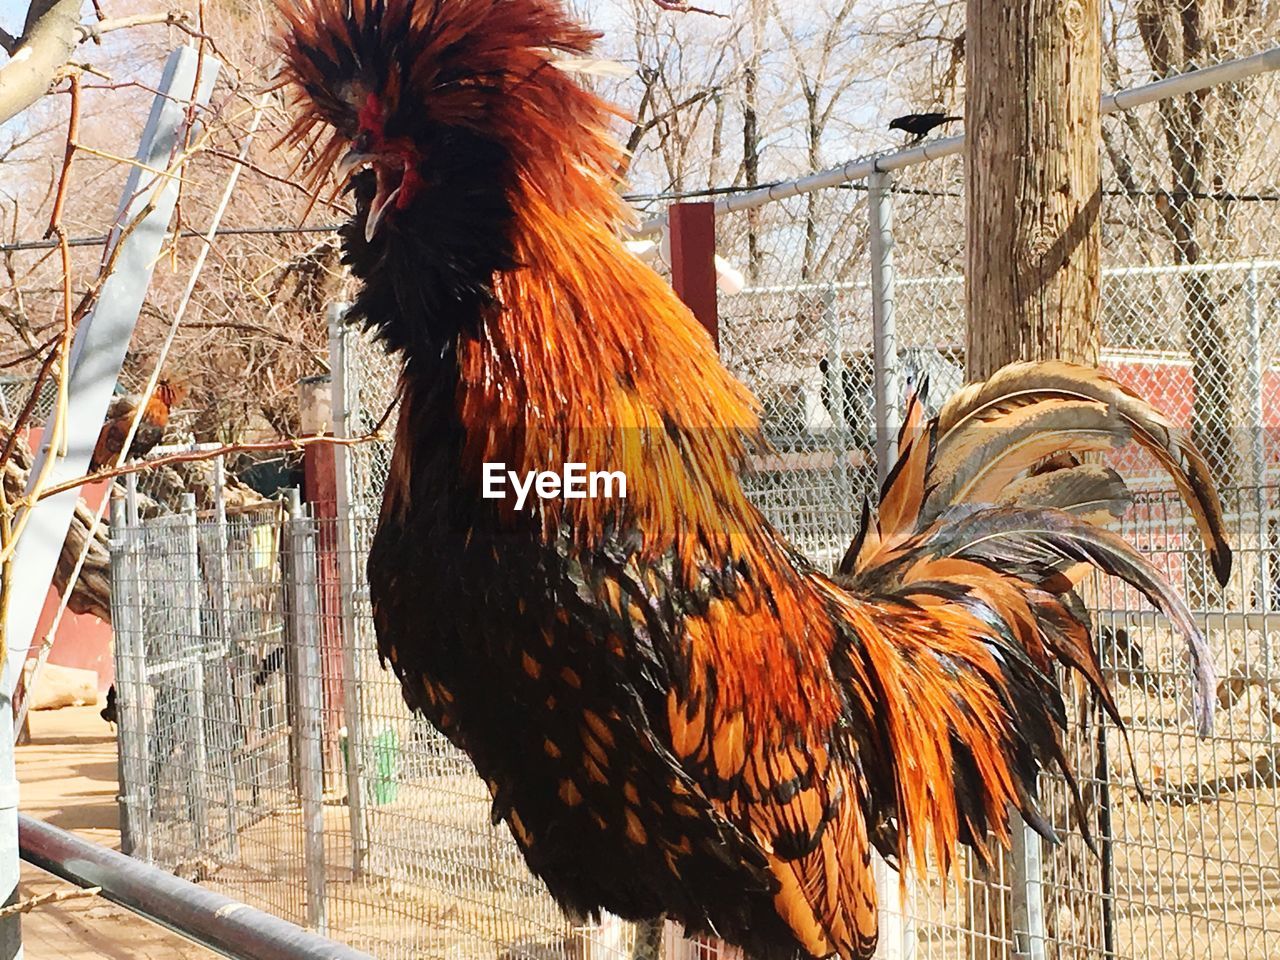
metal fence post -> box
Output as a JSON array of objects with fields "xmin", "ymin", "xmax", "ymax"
[
  {"xmin": 1245, "ymin": 265, "xmax": 1269, "ymax": 610},
  {"xmin": 872, "ymin": 854, "xmax": 914, "ymax": 960},
  {"xmin": 867, "ymin": 169, "xmax": 920, "ymax": 958},
  {"xmin": 1010, "ymin": 819, "xmax": 1046, "ymax": 960},
  {"xmin": 823, "ymin": 285, "xmax": 854, "ymax": 535},
  {"xmin": 328, "ymin": 304, "xmax": 369, "ymax": 877},
  {"xmin": 867, "ymin": 170, "xmax": 900, "ymax": 487},
  {"xmin": 180, "ymin": 494, "xmax": 210, "ymax": 853},
  {"xmin": 125, "ymin": 472, "xmax": 139, "ymax": 526},
  {"xmin": 211, "ymin": 455, "xmax": 240, "ymax": 858},
  {"xmin": 109, "ymin": 497, "xmax": 149, "ymax": 860},
  {"xmin": 287, "ymin": 489, "xmax": 328, "ymax": 932}
]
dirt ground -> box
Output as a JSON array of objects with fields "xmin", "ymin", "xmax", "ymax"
[{"xmin": 16, "ymin": 703, "xmax": 220, "ymax": 959}]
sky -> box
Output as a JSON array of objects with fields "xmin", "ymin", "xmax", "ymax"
[{"xmin": 0, "ymin": 0, "xmax": 25, "ymax": 39}]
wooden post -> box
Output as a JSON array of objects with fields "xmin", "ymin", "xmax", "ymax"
[
  {"xmin": 669, "ymin": 202, "xmax": 719, "ymax": 348},
  {"xmin": 965, "ymin": 1, "xmax": 1102, "ymax": 958},
  {"xmin": 965, "ymin": 0, "xmax": 1101, "ymax": 378},
  {"xmin": 300, "ymin": 375, "xmax": 345, "ymax": 787}
]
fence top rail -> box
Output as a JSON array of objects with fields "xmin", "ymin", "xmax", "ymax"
[
  {"xmin": 632, "ymin": 44, "xmax": 1280, "ymax": 239},
  {"xmin": 18, "ymin": 814, "xmax": 375, "ymax": 960},
  {"xmin": 733, "ymin": 257, "xmax": 1280, "ymax": 296}
]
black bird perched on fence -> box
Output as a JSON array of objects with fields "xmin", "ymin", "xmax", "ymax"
[{"xmin": 888, "ymin": 112, "xmax": 961, "ymax": 142}]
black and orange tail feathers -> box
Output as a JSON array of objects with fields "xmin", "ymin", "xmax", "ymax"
[{"xmin": 834, "ymin": 360, "xmax": 1229, "ymax": 871}]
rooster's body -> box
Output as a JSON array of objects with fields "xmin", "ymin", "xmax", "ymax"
[
  {"xmin": 281, "ymin": 3, "xmax": 1230, "ymax": 957},
  {"xmin": 90, "ymin": 380, "xmax": 186, "ymax": 471}
]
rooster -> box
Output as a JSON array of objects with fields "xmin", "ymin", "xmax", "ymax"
[
  {"xmin": 90, "ymin": 379, "xmax": 188, "ymax": 471},
  {"xmin": 279, "ymin": 2, "xmax": 1231, "ymax": 957}
]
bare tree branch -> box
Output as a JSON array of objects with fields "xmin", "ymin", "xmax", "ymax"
[
  {"xmin": 650, "ymin": 0, "xmax": 728, "ymax": 17},
  {"xmin": 0, "ymin": 0, "xmax": 84, "ymax": 127},
  {"xmin": 0, "ymin": 3, "xmax": 197, "ymax": 125},
  {"xmin": 76, "ymin": 10, "xmax": 196, "ymax": 44}
]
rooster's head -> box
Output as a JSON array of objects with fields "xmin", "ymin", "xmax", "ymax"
[{"xmin": 278, "ymin": 0, "xmax": 612, "ymax": 242}]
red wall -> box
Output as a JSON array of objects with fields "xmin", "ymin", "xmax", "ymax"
[{"xmin": 22, "ymin": 428, "xmax": 114, "ymax": 693}]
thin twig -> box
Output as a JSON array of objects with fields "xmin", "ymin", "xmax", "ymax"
[
  {"xmin": 202, "ymin": 146, "xmax": 353, "ymax": 212},
  {"xmin": 0, "ymin": 343, "xmax": 59, "ymax": 475},
  {"xmin": 76, "ymin": 10, "xmax": 195, "ymax": 44},
  {"xmin": 70, "ymin": 144, "xmax": 186, "ymax": 183},
  {"xmin": 0, "ymin": 886, "xmax": 102, "ymax": 919},
  {"xmin": 45, "ymin": 74, "xmax": 80, "ymax": 239},
  {"xmin": 36, "ymin": 425, "xmax": 394, "ymax": 504},
  {"xmin": 0, "ymin": 335, "xmax": 60, "ymax": 371},
  {"xmin": 650, "ymin": 0, "xmax": 727, "ymax": 16}
]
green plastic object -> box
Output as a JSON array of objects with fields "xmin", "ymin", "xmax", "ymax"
[{"xmin": 342, "ymin": 726, "xmax": 400, "ymax": 805}]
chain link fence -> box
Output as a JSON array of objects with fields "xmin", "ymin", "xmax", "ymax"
[
  {"xmin": 706, "ymin": 43, "xmax": 1280, "ymax": 960},
  {"xmin": 107, "ymin": 46, "xmax": 1280, "ymax": 960}
]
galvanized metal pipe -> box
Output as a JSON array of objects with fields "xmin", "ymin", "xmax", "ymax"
[
  {"xmin": 18, "ymin": 814, "xmax": 373, "ymax": 960},
  {"xmin": 326, "ymin": 304, "xmax": 370, "ymax": 878},
  {"xmin": 633, "ymin": 44, "xmax": 1280, "ymax": 237},
  {"xmin": 867, "ymin": 171, "xmax": 900, "ymax": 488},
  {"xmin": 286, "ymin": 489, "xmax": 329, "ymax": 934}
]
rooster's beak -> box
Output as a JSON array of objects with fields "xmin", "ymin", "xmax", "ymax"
[
  {"xmin": 337, "ymin": 148, "xmax": 402, "ymax": 242},
  {"xmin": 336, "ymin": 148, "xmax": 374, "ymax": 182},
  {"xmin": 364, "ymin": 170, "xmax": 402, "ymax": 243}
]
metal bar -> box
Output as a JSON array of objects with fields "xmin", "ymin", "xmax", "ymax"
[
  {"xmin": 0, "ymin": 50, "xmax": 218, "ymax": 955},
  {"xmin": 1095, "ymin": 719, "xmax": 1117, "ymax": 960},
  {"xmin": 18, "ymin": 813, "xmax": 373, "ymax": 960},
  {"xmin": 211, "ymin": 455, "xmax": 241, "ymax": 858},
  {"xmin": 287, "ymin": 490, "xmax": 328, "ymax": 933},
  {"xmin": 871, "ymin": 854, "xmax": 914, "ymax": 960},
  {"xmin": 1245, "ymin": 266, "xmax": 1269, "ymax": 594},
  {"xmin": 109, "ymin": 497, "xmax": 142, "ymax": 858},
  {"xmin": 327, "ymin": 305, "xmax": 369, "ymax": 877},
  {"xmin": 867, "ymin": 171, "xmax": 899, "ymax": 488},
  {"xmin": 633, "ymin": 45, "xmax": 1280, "ymax": 236},
  {"xmin": 739, "ymin": 257, "xmax": 1280, "ymax": 295},
  {"xmin": 124, "ymin": 472, "xmax": 140, "ymax": 526},
  {"xmin": 180, "ymin": 494, "xmax": 210, "ymax": 853},
  {"xmin": 866, "ymin": 174, "xmax": 910, "ymax": 949},
  {"xmin": 822, "ymin": 286, "xmax": 853, "ymax": 531},
  {"xmin": 1009, "ymin": 818, "xmax": 1046, "ymax": 960}
]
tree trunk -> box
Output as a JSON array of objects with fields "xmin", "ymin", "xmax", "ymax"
[
  {"xmin": 964, "ymin": 1, "xmax": 1103, "ymax": 958},
  {"xmin": 965, "ymin": 0, "xmax": 1102, "ymax": 379}
]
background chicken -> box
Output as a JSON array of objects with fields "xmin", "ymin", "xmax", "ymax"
[
  {"xmin": 280, "ymin": 2, "xmax": 1231, "ymax": 958},
  {"xmin": 90, "ymin": 378, "xmax": 187, "ymax": 471}
]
